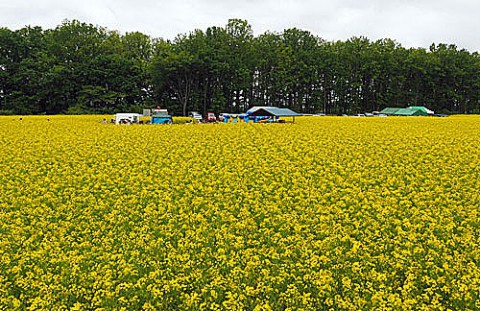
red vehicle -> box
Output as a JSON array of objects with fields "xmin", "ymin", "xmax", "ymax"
[{"xmin": 206, "ymin": 112, "xmax": 217, "ymax": 122}]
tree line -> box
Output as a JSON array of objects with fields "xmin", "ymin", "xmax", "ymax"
[{"xmin": 1, "ymin": 19, "xmax": 480, "ymax": 115}]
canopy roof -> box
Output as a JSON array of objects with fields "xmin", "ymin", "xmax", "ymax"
[
  {"xmin": 380, "ymin": 107, "xmax": 401, "ymax": 115},
  {"xmin": 246, "ymin": 106, "xmax": 301, "ymax": 117},
  {"xmin": 394, "ymin": 108, "xmax": 426, "ymax": 116},
  {"xmin": 408, "ymin": 106, "xmax": 434, "ymax": 114},
  {"xmin": 380, "ymin": 106, "xmax": 433, "ymax": 116}
]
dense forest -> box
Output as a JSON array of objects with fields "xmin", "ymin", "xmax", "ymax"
[{"xmin": 1, "ymin": 19, "xmax": 480, "ymax": 115}]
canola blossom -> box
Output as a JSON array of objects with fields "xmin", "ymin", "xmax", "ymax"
[{"xmin": 0, "ymin": 115, "xmax": 479, "ymax": 310}]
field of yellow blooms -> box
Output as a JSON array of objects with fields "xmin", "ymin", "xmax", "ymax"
[{"xmin": 1, "ymin": 115, "xmax": 479, "ymax": 310}]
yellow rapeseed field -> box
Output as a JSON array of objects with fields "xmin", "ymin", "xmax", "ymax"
[{"xmin": 0, "ymin": 115, "xmax": 479, "ymax": 310}]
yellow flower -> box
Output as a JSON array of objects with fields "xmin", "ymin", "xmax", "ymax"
[{"xmin": 1, "ymin": 115, "xmax": 479, "ymax": 310}]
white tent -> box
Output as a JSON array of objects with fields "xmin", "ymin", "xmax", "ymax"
[{"xmin": 114, "ymin": 113, "xmax": 142, "ymax": 124}]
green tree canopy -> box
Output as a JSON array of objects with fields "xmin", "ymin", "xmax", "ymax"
[{"xmin": 2, "ymin": 19, "xmax": 480, "ymax": 115}]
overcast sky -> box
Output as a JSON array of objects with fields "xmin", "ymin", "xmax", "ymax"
[{"xmin": 1, "ymin": 0, "xmax": 479, "ymax": 51}]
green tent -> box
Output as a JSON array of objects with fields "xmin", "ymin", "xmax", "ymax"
[
  {"xmin": 394, "ymin": 108, "xmax": 427, "ymax": 116},
  {"xmin": 380, "ymin": 106, "xmax": 433, "ymax": 116},
  {"xmin": 380, "ymin": 107, "xmax": 401, "ymax": 115},
  {"xmin": 408, "ymin": 106, "xmax": 434, "ymax": 115}
]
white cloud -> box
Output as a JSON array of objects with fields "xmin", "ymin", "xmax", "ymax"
[{"xmin": 1, "ymin": 0, "xmax": 479, "ymax": 51}]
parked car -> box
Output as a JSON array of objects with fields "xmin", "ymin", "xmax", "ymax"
[
  {"xmin": 206, "ymin": 112, "xmax": 217, "ymax": 122},
  {"xmin": 188, "ymin": 111, "xmax": 202, "ymax": 122},
  {"xmin": 151, "ymin": 109, "xmax": 172, "ymax": 124}
]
